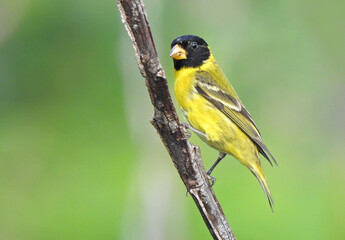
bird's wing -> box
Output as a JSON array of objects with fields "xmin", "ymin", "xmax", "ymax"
[{"xmin": 194, "ymin": 70, "xmax": 277, "ymax": 166}]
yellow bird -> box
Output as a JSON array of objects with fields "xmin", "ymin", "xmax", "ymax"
[{"xmin": 170, "ymin": 35, "xmax": 277, "ymax": 210}]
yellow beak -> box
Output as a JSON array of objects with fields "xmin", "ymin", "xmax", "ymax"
[{"xmin": 169, "ymin": 44, "xmax": 187, "ymax": 60}]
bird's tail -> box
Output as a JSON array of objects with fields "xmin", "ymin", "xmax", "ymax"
[{"xmin": 249, "ymin": 163, "xmax": 274, "ymax": 211}]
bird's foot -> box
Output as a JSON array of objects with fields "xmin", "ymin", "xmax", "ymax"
[
  {"xmin": 180, "ymin": 122, "xmax": 207, "ymax": 138},
  {"xmin": 180, "ymin": 123, "xmax": 191, "ymax": 139},
  {"xmin": 207, "ymin": 174, "xmax": 216, "ymax": 187}
]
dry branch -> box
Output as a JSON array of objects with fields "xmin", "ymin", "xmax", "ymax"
[{"xmin": 117, "ymin": 0, "xmax": 236, "ymax": 239}]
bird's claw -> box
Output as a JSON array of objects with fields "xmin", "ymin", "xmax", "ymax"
[
  {"xmin": 207, "ymin": 175, "xmax": 216, "ymax": 187},
  {"xmin": 180, "ymin": 122, "xmax": 207, "ymax": 139},
  {"xmin": 184, "ymin": 130, "xmax": 191, "ymax": 139},
  {"xmin": 180, "ymin": 123, "xmax": 191, "ymax": 139}
]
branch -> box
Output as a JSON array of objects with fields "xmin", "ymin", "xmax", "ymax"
[{"xmin": 116, "ymin": 0, "xmax": 236, "ymax": 239}]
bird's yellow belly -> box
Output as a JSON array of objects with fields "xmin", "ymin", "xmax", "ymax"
[
  {"xmin": 174, "ymin": 66, "xmax": 258, "ymax": 165},
  {"xmin": 181, "ymin": 94, "xmax": 258, "ymax": 165}
]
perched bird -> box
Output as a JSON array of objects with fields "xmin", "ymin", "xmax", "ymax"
[{"xmin": 169, "ymin": 35, "xmax": 277, "ymax": 210}]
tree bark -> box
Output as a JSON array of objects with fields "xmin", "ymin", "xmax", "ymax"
[{"xmin": 117, "ymin": 0, "xmax": 236, "ymax": 239}]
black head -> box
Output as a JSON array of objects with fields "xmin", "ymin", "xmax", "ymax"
[{"xmin": 170, "ymin": 35, "xmax": 210, "ymax": 70}]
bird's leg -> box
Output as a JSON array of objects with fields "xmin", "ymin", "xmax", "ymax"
[
  {"xmin": 180, "ymin": 122, "xmax": 207, "ymax": 138},
  {"xmin": 207, "ymin": 152, "xmax": 226, "ymax": 186}
]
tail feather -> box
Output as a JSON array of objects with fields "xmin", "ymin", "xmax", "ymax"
[{"xmin": 250, "ymin": 165, "xmax": 274, "ymax": 212}]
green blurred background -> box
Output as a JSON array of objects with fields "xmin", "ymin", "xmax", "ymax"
[{"xmin": 1, "ymin": 0, "xmax": 344, "ymax": 239}]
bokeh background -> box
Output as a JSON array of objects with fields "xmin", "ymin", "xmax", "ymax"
[{"xmin": 1, "ymin": 0, "xmax": 344, "ymax": 239}]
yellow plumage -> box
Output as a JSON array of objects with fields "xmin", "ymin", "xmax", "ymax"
[
  {"xmin": 170, "ymin": 35, "xmax": 276, "ymax": 210},
  {"xmin": 175, "ymin": 54, "xmax": 255, "ymax": 161}
]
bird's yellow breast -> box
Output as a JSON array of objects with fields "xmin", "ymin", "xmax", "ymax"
[
  {"xmin": 174, "ymin": 54, "xmax": 257, "ymax": 163},
  {"xmin": 174, "ymin": 54, "xmax": 218, "ymax": 112}
]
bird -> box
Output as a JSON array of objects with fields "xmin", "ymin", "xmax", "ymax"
[{"xmin": 169, "ymin": 35, "xmax": 277, "ymax": 211}]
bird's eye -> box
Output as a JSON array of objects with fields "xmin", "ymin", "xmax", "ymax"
[{"xmin": 191, "ymin": 42, "xmax": 198, "ymax": 49}]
